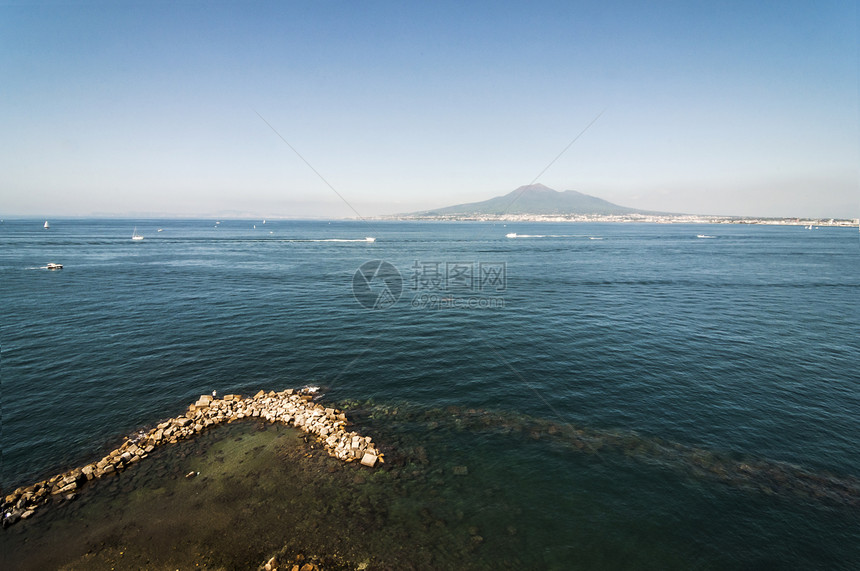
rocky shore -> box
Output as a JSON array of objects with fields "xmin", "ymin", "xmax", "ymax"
[{"xmin": 2, "ymin": 387, "xmax": 381, "ymax": 528}]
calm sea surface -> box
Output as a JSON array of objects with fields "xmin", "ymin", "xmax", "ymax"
[{"xmin": 1, "ymin": 219, "xmax": 859, "ymax": 568}]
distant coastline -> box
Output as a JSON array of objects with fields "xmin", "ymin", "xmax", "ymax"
[
  {"xmin": 377, "ymin": 213, "xmax": 859, "ymax": 227},
  {"xmin": 383, "ymin": 184, "xmax": 858, "ymax": 226},
  {"xmin": 3, "ymin": 215, "xmax": 856, "ymax": 227}
]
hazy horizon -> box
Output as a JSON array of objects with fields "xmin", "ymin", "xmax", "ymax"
[
  {"xmin": 2, "ymin": 2, "xmax": 857, "ymax": 219},
  {"xmin": 3, "ymin": 182, "xmax": 857, "ymax": 221}
]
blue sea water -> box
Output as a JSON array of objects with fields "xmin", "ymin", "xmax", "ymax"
[{"xmin": 1, "ymin": 219, "xmax": 859, "ymax": 567}]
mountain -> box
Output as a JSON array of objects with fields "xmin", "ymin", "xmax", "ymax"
[{"xmin": 409, "ymin": 184, "xmax": 658, "ymax": 217}]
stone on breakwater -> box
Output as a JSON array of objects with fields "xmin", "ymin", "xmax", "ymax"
[{"xmin": 1, "ymin": 387, "xmax": 381, "ymax": 528}]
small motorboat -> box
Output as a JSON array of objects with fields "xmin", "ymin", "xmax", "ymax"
[{"xmin": 46, "ymin": 263, "xmax": 63, "ymax": 270}]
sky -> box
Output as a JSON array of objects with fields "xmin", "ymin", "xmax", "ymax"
[{"xmin": 1, "ymin": 1, "xmax": 857, "ymax": 219}]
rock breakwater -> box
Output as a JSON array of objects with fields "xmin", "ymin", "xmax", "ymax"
[{"xmin": 2, "ymin": 388, "xmax": 381, "ymax": 528}]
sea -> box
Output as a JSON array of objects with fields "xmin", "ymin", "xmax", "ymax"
[{"xmin": 1, "ymin": 218, "xmax": 858, "ymax": 569}]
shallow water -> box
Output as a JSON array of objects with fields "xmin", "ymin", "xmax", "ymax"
[{"xmin": 3, "ymin": 405, "xmax": 859, "ymax": 569}]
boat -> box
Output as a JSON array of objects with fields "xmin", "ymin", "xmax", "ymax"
[
  {"xmin": 45, "ymin": 263, "xmax": 63, "ymax": 270},
  {"xmin": 506, "ymin": 233, "xmax": 517, "ymax": 238},
  {"xmin": 365, "ymin": 237, "xmax": 376, "ymax": 242},
  {"xmin": 132, "ymin": 227, "xmax": 144, "ymax": 241},
  {"xmin": 43, "ymin": 220, "xmax": 49, "ymax": 229}
]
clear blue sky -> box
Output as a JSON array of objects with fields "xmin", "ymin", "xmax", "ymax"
[{"xmin": 2, "ymin": 1, "xmax": 857, "ymax": 218}]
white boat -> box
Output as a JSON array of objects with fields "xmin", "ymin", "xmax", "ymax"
[
  {"xmin": 132, "ymin": 227, "xmax": 144, "ymax": 241},
  {"xmin": 45, "ymin": 263, "xmax": 63, "ymax": 270},
  {"xmin": 43, "ymin": 220, "xmax": 49, "ymax": 229},
  {"xmin": 506, "ymin": 233, "xmax": 517, "ymax": 238},
  {"xmin": 365, "ymin": 237, "xmax": 376, "ymax": 242}
]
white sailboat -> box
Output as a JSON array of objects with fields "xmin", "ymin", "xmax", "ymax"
[
  {"xmin": 132, "ymin": 227, "xmax": 144, "ymax": 241},
  {"xmin": 44, "ymin": 220, "xmax": 49, "ymax": 229}
]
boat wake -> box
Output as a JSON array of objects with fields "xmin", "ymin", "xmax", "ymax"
[
  {"xmin": 506, "ymin": 233, "xmax": 601, "ymax": 240},
  {"xmin": 275, "ymin": 238, "xmax": 376, "ymax": 243}
]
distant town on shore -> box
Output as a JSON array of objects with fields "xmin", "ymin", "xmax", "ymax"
[
  {"xmin": 382, "ymin": 212, "xmax": 858, "ymax": 227},
  {"xmin": 380, "ymin": 184, "xmax": 857, "ymax": 227}
]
